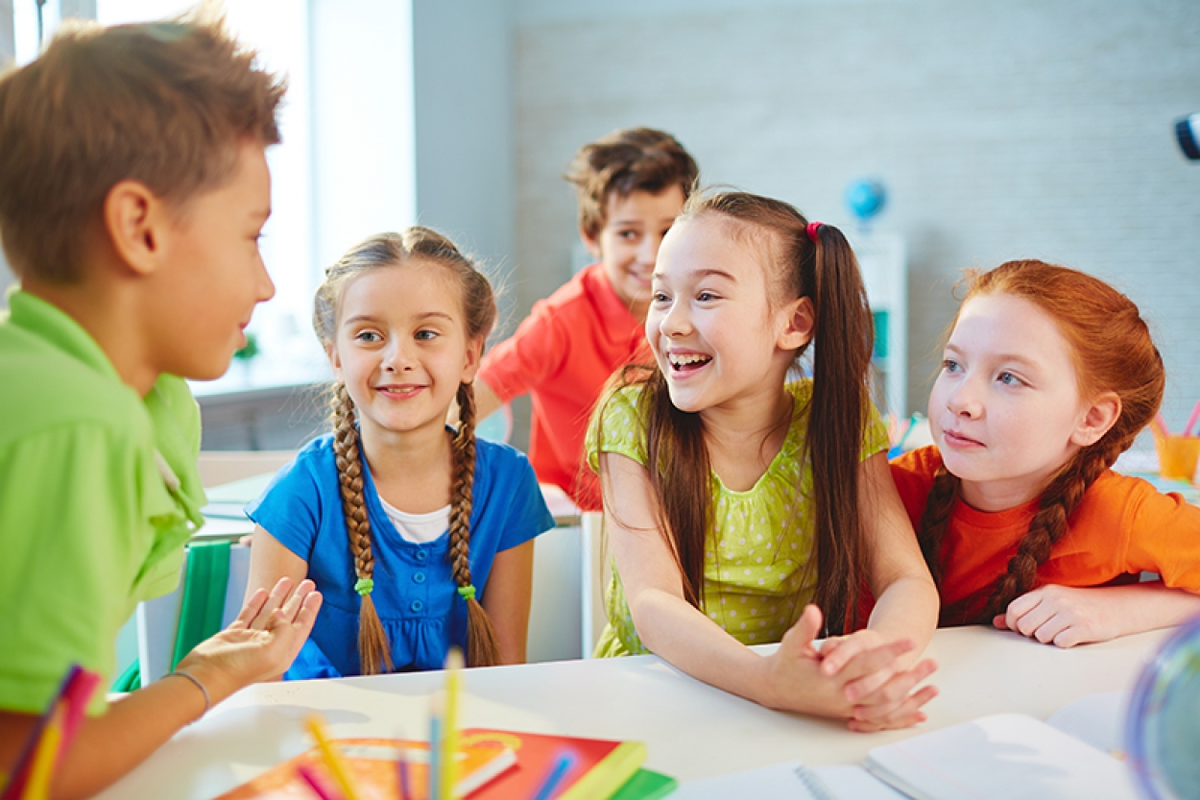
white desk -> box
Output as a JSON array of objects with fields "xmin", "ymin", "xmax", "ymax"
[{"xmin": 96, "ymin": 625, "xmax": 1169, "ymax": 799}]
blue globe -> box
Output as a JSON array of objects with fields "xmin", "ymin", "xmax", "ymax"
[
  {"xmin": 845, "ymin": 179, "xmax": 887, "ymax": 223},
  {"xmin": 1126, "ymin": 614, "xmax": 1200, "ymax": 799}
]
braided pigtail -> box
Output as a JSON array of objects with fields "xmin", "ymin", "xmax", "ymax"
[
  {"xmin": 332, "ymin": 383, "xmax": 394, "ymax": 675},
  {"xmin": 981, "ymin": 436, "xmax": 1122, "ymax": 621},
  {"xmin": 449, "ymin": 381, "xmax": 501, "ymax": 667},
  {"xmin": 915, "ymin": 467, "xmax": 959, "ymax": 587}
]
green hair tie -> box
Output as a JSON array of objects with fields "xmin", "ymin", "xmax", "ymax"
[
  {"xmin": 457, "ymin": 584, "xmax": 476, "ymax": 602},
  {"xmin": 354, "ymin": 578, "xmax": 374, "ymax": 596}
]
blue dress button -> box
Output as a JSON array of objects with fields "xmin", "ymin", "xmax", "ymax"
[
  {"xmin": 410, "ymin": 600, "xmax": 424, "ymax": 612},
  {"xmin": 413, "ymin": 572, "xmax": 426, "ymax": 584},
  {"xmin": 415, "ymin": 550, "xmax": 428, "ymax": 562}
]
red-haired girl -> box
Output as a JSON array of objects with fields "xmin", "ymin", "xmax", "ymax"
[{"xmin": 892, "ymin": 260, "xmax": 1200, "ymax": 647}]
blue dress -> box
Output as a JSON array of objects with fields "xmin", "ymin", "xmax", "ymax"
[{"xmin": 246, "ymin": 433, "xmax": 555, "ymax": 678}]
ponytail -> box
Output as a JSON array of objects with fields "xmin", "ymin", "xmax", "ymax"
[{"xmin": 805, "ymin": 223, "xmax": 875, "ymax": 632}]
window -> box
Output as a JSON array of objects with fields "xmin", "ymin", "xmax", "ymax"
[{"xmin": 12, "ymin": 0, "xmax": 420, "ymax": 395}]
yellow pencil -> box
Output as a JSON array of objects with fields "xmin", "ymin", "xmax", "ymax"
[
  {"xmin": 304, "ymin": 714, "xmax": 363, "ymax": 800},
  {"xmin": 22, "ymin": 702, "xmax": 65, "ymax": 800},
  {"xmin": 440, "ymin": 648, "xmax": 464, "ymax": 800}
]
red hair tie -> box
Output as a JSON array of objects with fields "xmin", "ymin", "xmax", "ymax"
[{"xmin": 806, "ymin": 221, "xmax": 823, "ymax": 243}]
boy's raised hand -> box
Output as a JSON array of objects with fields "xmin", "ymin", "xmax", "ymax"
[{"xmin": 174, "ymin": 577, "xmax": 322, "ymax": 704}]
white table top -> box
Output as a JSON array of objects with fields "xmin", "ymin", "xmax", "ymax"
[{"xmin": 96, "ymin": 625, "xmax": 1170, "ymax": 799}]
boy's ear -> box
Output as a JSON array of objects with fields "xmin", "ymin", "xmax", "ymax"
[
  {"xmin": 777, "ymin": 297, "xmax": 815, "ymax": 350},
  {"xmin": 1071, "ymin": 391, "xmax": 1121, "ymax": 447},
  {"xmin": 580, "ymin": 227, "xmax": 603, "ymax": 261},
  {"xmin": 103, "ymin": 180, "xmax": 170, "ymax": 276}
]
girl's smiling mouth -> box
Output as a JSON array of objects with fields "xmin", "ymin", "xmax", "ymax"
[
  {"xmin": 666, "ymin": 351, "xmax": 712, "ymax": 372},
  {"xmin": 375, "ymin": 383, "xmax": 425, "ymax": 398}
]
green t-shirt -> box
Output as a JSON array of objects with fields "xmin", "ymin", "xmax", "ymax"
[
  {"xmin": 585, "ymin": 379, "xmax": 888, "ymax": 657},
  {"xmin": 0, "ymin": 289, "xmax": 206, "ymax": 714}
]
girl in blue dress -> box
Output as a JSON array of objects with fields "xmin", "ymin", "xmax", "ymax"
[{"xmin": 247, "ymin": 228, "xmax": 554, "ymax": 676}]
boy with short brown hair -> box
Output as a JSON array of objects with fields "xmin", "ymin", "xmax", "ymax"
[
  {"xmin": 475, "ymin": 127, "xmax": 698, "ymax": 510},
  {"xmin": 0, "ymin": 18, "xmax": 320, "ymax": 797}
]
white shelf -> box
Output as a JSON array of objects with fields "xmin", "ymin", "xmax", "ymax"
[{"xmin": 852, "ymin": 232, "xmax": 908, "ymax": 417}]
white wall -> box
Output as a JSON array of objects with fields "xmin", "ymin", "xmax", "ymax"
[
  {"xmin": 412, "ymin": 0, "xmax": 514, "ymax": 315},
  {"xmin": 511, "ymin": 0, "xmax": 1200, "ymax": 427}
]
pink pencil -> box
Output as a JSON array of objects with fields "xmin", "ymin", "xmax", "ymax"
[
  {"xmin": 296, "ymin": 763, "xmax": 345, "ymax": 800},
  {"xmin": 1185, "ymin": 400, "xmax": 1200, "ymax": 437},
  {"xmin": 1152, "ymin": 414, "xmax": 1170, "ymax": 440}
]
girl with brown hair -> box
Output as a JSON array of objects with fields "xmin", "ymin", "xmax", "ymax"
[
  {"xmin": 246, "ymin": 229, "xmax": 554, "ymax": 675},
  {"xmin": 587, "ymin": 191, "xmax": 939, "ymax": 731},
  {"xmin": 892, "ymin": 260, "xmax": 1200, "ymax": 647}
]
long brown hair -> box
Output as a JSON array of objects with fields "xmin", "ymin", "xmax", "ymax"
[
  {"xmin": 599, "ymin": 190, "xmax": 875, "ymax": 633},
  {"xmin": 313, "ymin": 228, "xmax": 500, "ymax": 671},
  {"xmin": 917, "ymin": 260, "xmax": 1165, "ymax": 622}
]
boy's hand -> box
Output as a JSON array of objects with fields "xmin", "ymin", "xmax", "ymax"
[
  {"xmin": 993, "ymin": 584, "xmax": 1115, "ymax": 648},
  {"xmin": 175, "ymin": 577, "xmax": 322, "ymax": 704},
  {"xmin": 819, "ymin": 628, "xmax": 938, "ymax": 732}
]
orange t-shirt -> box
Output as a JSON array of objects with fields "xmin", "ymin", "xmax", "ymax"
[
  {"xmin": 477, "ymin": 264, "xmax": 650, "ymax": 510},
  {"xmin": 890, "ymin": 446, "xmax": 1200, "ymax": 625}
]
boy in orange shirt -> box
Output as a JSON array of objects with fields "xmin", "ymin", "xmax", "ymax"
[
  {"xmin": 474, "ymin": 128, "xmax": 698, "ymax": 509},
  {"xmin": 0, "ymin": 18, "xmax": 320, "ymax": 797}
]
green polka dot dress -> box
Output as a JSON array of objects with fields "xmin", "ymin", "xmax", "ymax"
[{"xmin": 585, "ymin": 379, "xmax": 888, "ymax": 657}]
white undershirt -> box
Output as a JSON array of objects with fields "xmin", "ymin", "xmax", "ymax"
[{"xmin": 377, "ymin": 497, "xmax": 450, "ymax": 544}]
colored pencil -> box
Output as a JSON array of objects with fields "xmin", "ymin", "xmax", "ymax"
[
  {"xmin": 1152, "ymin": 414, "xmax": 1170, "ymax": 440},
  {"xmin": 1185, "ymin": 400, "xmax": 1200, "ymax": 437},
  {"xmin": 441, "ymin": 649, "xmax": 464, "ymax": 799},
  {"xmin": 20, "ymin": 703, "xmax": 64, "ymax": 800},
  {"xmin": 0, "ymin": 665, "xmax": 99, "ymax": 800},
  {"xmin": 304, "ymin": 715, "xmax": 363, "ymax": 800},
  {"xmin": 395, "ymin": 744, "xmax": 412, "ymax": 800},
  {"xmin": 429, "ymin": 694, "xmax": 443, "ymax": 800},
  {"xmin": 530, "ymin": 748, "xmax": 578, "ymax": 800},
  {"xmin": 296, "ymin": 762, "xmax": 344, "ymax": 800}
]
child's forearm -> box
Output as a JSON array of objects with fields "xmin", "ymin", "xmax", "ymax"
[
  {"xmin": 627, "ymin": 590, "xmax": 861, "ymax": 716},
  {"xmin": 1083, "ymin": 582, "xmax": 1200, "ymax": 639},
  {"xmin": 629, "ymin": 588, "xmax": 774, "ymax": 699},
  {"xmin": 867, "ymin": 575, "xmax": 939, "ymax": 666},
  {"xmin": 995, "ymin": 582, "xmax": 1200, "ymax": 647}
]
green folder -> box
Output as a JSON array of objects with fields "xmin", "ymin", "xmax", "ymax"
[{"xmin": 610, "ymin": 768, "xmax": 678, "ymax": 799}]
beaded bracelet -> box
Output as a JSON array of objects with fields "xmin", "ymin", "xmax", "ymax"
[{"xmin": 169, "ymin": 669, "xmax": 211, "ymax": 716}]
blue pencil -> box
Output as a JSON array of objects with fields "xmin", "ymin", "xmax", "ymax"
[
  {"xmin": 530, "ymin": 748, "xmax": 578, "ymax": 800},
  {"xmin": 428, "ymin": 694, "xmax": 442, "ymax": 800}
]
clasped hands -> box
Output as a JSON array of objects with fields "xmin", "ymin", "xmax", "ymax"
[{"xmin": 759, "ymin": 604, "xmax": 938, "ymax": 732}]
